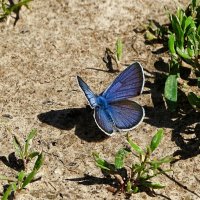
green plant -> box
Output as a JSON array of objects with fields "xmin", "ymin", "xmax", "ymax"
[
  {"xmin": 0, "ymin": 129, "xmax": 44, "ymax": 200},
  {"xmin": 146, "ymin": 0, "xmax": 200, "ymax": 111},
  {"xmin": 0, "ymin": 0, "xmax": 32, "ymax": 21},
  {"xmin": 115, "ymin": 38, "xmax": 123, "ymax": 63},
  {"xmin": 145, "ymin": 20, "xmax": 169, "ymax": 42},
  {"xmin": 103, "ymin": 38, "xmax": 123, "ymax": 71},
  {"xmin": 93, "ymin": 129, "xmax": 173, "ymax": 195},
  {"xmin": 13, "ymin": 129, "xmax": 40, "ymax": 167},
  {"xmin": 166, "ymin": 1, "xmax": 200, "ymax": 110}
]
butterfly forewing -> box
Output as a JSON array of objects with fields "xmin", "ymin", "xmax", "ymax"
[
  {"xmin": 77, "ymin": 76, "xmax": 97, "ymax": 108},
  {"xmin": 102, "ymin": 62, "xmax": 144, "ymax": 103},
  {"xmin": 108, "ymin": 100, "xmax": 144, "ymax": 130}
]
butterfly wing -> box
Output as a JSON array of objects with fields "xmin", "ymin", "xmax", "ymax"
[
  {"xmin": 102, "ymin": 62, "xmax": 144, "ymax": 103},
  {"xmin": 77, "ymin": 76, "xmax": 97, "ymax": 108},
  {"xmin": 108, "ymin": 100, "xmax": 144, "ymax": 130},
  {"xmin": 94, "ymin": 106, "xmax": 117, "ymax": 135}
]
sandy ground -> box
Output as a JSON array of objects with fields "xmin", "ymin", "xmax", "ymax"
[{"xmin": 0, "ymin": 0, "xmax": 199, "ymax": 199}]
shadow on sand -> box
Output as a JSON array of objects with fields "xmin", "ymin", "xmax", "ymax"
[{"xmin": 37, "ymin": 106, "xmax": 108, "ymax": 142}]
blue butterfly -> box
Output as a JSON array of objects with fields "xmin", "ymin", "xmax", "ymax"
[{"xmin": 77, "ymin": 62, "xmax": 145, "ymax": 136}]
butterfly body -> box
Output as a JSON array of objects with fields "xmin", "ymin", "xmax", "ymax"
[
  {"xmin": 96, "ymin": 96, "xmax": 109, "ymax": 109},
  {"xmin": 77, "ymin": 62, "xmax": 145, "ymax": 136}
]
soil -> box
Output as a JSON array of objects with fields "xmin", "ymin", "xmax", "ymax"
[{"xmin": 0, "ymin": 0, "xmax": 199, "ymax": 199}]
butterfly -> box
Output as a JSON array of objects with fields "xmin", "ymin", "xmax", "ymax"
[{"xmin": 77, "ymin": 62, "xmax": 145, "ymax": 136}]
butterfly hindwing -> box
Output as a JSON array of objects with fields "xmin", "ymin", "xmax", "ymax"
[
  {"xmin": 94, "ymin": 106, "xmax": 116, "ymax": 135},
  {"xmin": 108, "ymin": 99, "xmax": 144, "ymax": 130},
  {"xmin": 77, "ymin": 76, "xmax": 97, "ymax": 108},
  {"xmin": 102, "ymin": 62, "xmax": 144, "ymax": 103}
]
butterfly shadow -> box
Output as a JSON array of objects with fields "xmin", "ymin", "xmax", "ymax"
[
  {"xmin": 144, "ymin": 58, "xmax": 200, "ymax": 161},
  {"xmin": 37, "ymin": 106, "xmax": 109, "ymax": 142}
]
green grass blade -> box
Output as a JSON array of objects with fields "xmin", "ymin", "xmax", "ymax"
[
  {"xmin": 150, "ymin": 129, "xmax": 164, "ymax": 152},
  {"xmin": 116, "ymin": 38, "xmax": 123, "ymax": 61},
  {"xmin": 0, "ymin": 0, "xmax": 32, "ymax": 20},
  {"xmin": 177, "ymin": 8, "xmax": 183, "ymax": 24},
  {"xmin": 183, "ymin": 16, "xmax": 194, "ymax": 32},
  {"xmin": 24, "ymin": 129, "xmax": 37, "ymax": 158},
  {"xmin": 114, "ymin": 148, "xmax": 130, "ymax": 169},
  {"xmin": 12, "ymin": 182, "xmax": 17, "ymax": 191},
  {"xmin": 126, "ymin": 180, "xmax": 133, "ymax": 193},
  {"xmin": 127, "ymin": 134, "xmax": 144, "ymax": 155},
  {"xmin": 164, "ymin": 74, "xmax": 178, "ymax": 111},
  {"xmin": 13, "ymin": 135, "xmax": 23, "ymax": 159},
  {"xmin": 133, "ymin": 163, "xmax": 144, "ymax": 173},
  {"xmin": 17, "ymin": 171, "xmax": 25, "ymax": 182},
  {"xmin": 92, "ymin": 152, "xmax": 111, "ymax": 171},
  {"xmin": 28, "ymin": 151, "xmax": 40, "ymax": 159},
  {"xmin": 187, "ymin": 46, "xmax": 195, "ymax": 57},
  {"xmin": 150, "ymin": 156, "xmax": 174, "ymax": 166},
  {"xmin": 2, "ymin": 184, "xmax": 12, "ymax": 200},
  {"xmin": 22, "ymin": 170, "xmax": 37, "ymax": 189},
  {"xmin": 8, "ymin": 0, "xmax": 32, "ymax": 13},
  {"xmin": 27, "ymin": 129, "xmax": 37, "ymax": 141},
  {"xmin": 142, "ymin": 181, "xmax": 165, "ymax": 189},
  {"xmin": 168, "ymin": 34, "xmax": 176, "ymax": 55},
  {"xmin": 33, "ymin": 153, "xmax": 44, "ymax": 171},
  {"xmin": 132, "ymin": 186, "xmax": 139, "ymax": 193},
  {"xmin": 22, "ymin": 153, "xmax": 43, "ymax": 189},
  {"xmin": 145, "ymin": 30, "xmax": 157, "ymax": 41},
  {"xmin": 176, "ymin": 47, "xmax": 191, "ymax": 59},
  {"xmin": 171, "ymin": 14, "xmax": 184, "ymax": 48}
]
